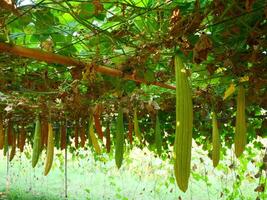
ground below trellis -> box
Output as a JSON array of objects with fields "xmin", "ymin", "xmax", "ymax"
[{"xmin": 0, "ymin": 140, "xmax": 265, "ymax": 200}]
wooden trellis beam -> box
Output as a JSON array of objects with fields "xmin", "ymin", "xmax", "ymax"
[{"xmin": 0, "ymin": 42, "xmax": 176, "ymax": 90}]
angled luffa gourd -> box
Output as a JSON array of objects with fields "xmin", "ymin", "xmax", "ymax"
[
  {"xmin": 174, "ymin": 55, "xmax": 193, "ymax": 192},
  {"xmin": 44, "ymin": 123, "xmax": 54, "ymax": 176},
  {"xmin": 212, "ymin": 111, "xmax": 220, "ymax": 167},
  {"xmin": 89, "ymin": 117, "xmax": 101, "ymax": 154},
  {"xmin": 32, "ymin": 116, "xmax": 42, "ymax": 168},
  {"xmin": 234, "ymin": 85, "xmax": 247, "ymax": 157},
  {"xmin": 115, "ymin": 107, "xmax": 124, "ymax": 169}
]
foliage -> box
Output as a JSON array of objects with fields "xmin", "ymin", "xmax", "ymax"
[{"xmin": 0, "ymin": 0, "xmax": 266, "ymax": 195}]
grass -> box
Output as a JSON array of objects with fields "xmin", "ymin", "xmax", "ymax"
[{"xmin": 0, "ymin": 139, "xmax": 266, "ymax": 200}]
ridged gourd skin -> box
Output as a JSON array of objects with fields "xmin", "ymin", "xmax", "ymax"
[
  {"xmin": 115, "ymin": 108, "xmax": 124, "ymax": 169},
  {"xmin": 234, "ymin": 85, "xmax": 247, "ymax": 157},
  {"xmin": 32, "ymin": 117, "xmax": 42, "ymax": 168},
  {"xmin": 44, "ymin": 123, "xmax": 54, "ymax": 176},
  {"xmin": 133, "ymin": 108, "xmax": 142, "ymax": 141},
  {"xmin": 155, "ymin": 114, "xmax": 162, "ymax": 156},
  {"xmin": 0, "ymin": 114, "xmax": 4, "ymax": 149},
  {"xmin": 212, "ymin": 112, "xmax": 220, "ymax": 167},
  {"xmin": 89, "ymin": 118, "xmax": 101, "ymax": 154},
  {"xmin": 174, "ymin": 55, "xmax": 193, "ymax": 192}
]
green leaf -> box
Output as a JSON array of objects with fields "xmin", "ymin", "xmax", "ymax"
[
  {"xmin": 78, "ymin": 3, "xmax": 95, "ymax": 19},
  {"xmin": 144, "ymin": 70, "xmax": 155, "ymax": 83}
]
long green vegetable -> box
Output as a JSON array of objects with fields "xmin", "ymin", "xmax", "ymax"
[
  {"xmin": 212, "ymin": 111, "xmax": 220, "ymax": 167},
  {"xmin": 44, "ymin": 123, "xmax": 54, "ymax": 176},
  {"xmin": 115, "ymin": 107, "xmax": 124, "ymax": 169},
  {"xmin": 32, "ymin": 116, "xmax": 42, "ymax": 168},
  {"xmin": 174, "ymin": 55, "xmax": 193, "ymax": 192}
]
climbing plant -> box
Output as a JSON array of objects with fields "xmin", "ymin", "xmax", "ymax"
[{"xmin": 0, "ymin": 0, "xmax": 266, "ymax": 194}]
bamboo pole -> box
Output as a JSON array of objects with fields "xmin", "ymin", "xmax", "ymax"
[{"xmin": 0, "ymin": 42, "xmax": 175, "ymax": 90}]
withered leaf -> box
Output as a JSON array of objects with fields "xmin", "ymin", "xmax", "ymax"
[
  {"xmin": 254, "ymin": 184, "xmax": 265, "ymax": 192},
  {"xmin": 193, "ymin": 34, "xmax": 212, "ymax": 64}
]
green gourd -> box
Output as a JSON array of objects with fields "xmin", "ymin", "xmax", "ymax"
[
  {"xmin": 32, "ymin": 117, "xmax": 41, "ymax": 168},
  {"xmin": 89, "ymin": 117, "xmax": 101, "ymax": 154},
  {"xmin": 212, "ymin": 111, "xmax": 220, "ymax": 167},
  {"xmin": 174, "ymin": 55, "xmax": 193, "ymax": 192},
  {"xmin": 44, "ymin": 123, "xmax": 54, "ymax": 176},
  {"xmin": 115, "ymin": 107, "xmax": 124, "ymax": 169}
]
